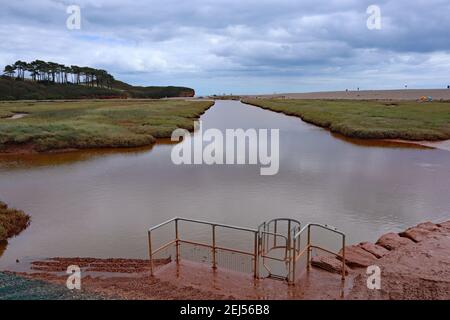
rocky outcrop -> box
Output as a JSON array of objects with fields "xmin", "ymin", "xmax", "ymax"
[
  {"xmin": 337, "ymin": 245, "xmax": 378, "ymax": 268},
  {"xmin": 438, "ymin": 221, "xmax": 450, "ymax": 231},
  {"xmin": 358, "ymin": 242, "xmax": 389, "ymax": 259},
  {"xmin": 309, "ymin": 220, "xmax": 450, "ymax": 299},
  {"xmin": 399, "ymin": 227, "xmax": 432, "ymax": 242},
  {"xmin": 376, "ymin": 232, "xmax": 414, "ymax": 250},
  {"xmin": 179, "ymin": 89, "xmax": 195, "ymax": 97},
  {"xmin": 416, "ymin": 221, "xmax": 442, "ymax": 232},
  {"xmin": 348, "ymin": 221, "xmax": 450, "ymax": 300},
  {"xmin": 398, "ymin": 221, "xmax": 447, "ymax": 243},
  {"xmin": 312, "ymin": 220, "xmax": 449, "ymax": 275}
]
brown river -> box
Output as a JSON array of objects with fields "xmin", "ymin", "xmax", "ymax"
[{"xmin": 1, "ymin": 100, "xmax": 449, "ymax": 268}]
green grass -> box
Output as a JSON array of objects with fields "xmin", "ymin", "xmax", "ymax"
[
  {"xmin": 0, "ymin": 99, "xmax": 214, "ymax": 152},
  {"xmin": 0, "ymin": 201, "xmax": 30, "ymax": 241},
  {"xmin": 243, "ymin": 99, "xmax": 450, "ymax": 141}
]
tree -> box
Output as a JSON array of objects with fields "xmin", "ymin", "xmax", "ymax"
[
  {"xmin": 3, "ymin": 65, "xmax": 16, "ymax": 78},
  {"xmin": 3, "ymin": 60, "xmax": 116, "ymax": 89},
  {"xmin": 13, "ymin": 60, "xmax": 27, "ymax": 80}
]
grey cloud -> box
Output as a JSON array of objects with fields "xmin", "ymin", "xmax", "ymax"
[{"xmin": 0, "ymin": 0, "xmax": 449, "ymax": 95}]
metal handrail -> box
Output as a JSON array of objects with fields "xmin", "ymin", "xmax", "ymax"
[
  {"xmin": 176, "ymin": 217, "xmax": 258, "ymax": 233},
  {"xmin": 148, "ymin": 218, "xmax": 346, "ymax": 285},
  {"xmin": 148, "ymin": 217, "xmax": 259, "ymax": 277},
  {"xmin": 292, "ymin": 223, "xmax": 346, "ymax": 282}
]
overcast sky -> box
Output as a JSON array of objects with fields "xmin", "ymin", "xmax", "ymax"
[{"xmin": 1, "ymin": 0, "xmax": 450, "ymax": 95}]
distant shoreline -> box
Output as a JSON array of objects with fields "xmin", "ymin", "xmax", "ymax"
[{"xmin": 243, "ymin": 88, "xmax": 450, "ymax": 101}]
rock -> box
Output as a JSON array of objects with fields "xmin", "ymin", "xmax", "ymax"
[
  {"xmin": 437, "ymin": 221, "xmax": 450, "ymax": 231},
  {"xmin": 358, "ymin": 242, "xmax": 390, "ymax": 259},
  {"xmin": 399, "ymin": 227, "xmax": 431, "ymax": 243},
  {"xmin": 338, "ymin": 245, "xmax": 378, "ymax": 268},
  {"xmin": 311, "ymin": 255, "xmax": 347, "ymax": 275},
  {"xmin": 376, "ymin": 232, "xmax": 414, "ymax": 250},
  {"xmin": 416, "ymin": 222, "xmax": 441, "ymax": 232}
]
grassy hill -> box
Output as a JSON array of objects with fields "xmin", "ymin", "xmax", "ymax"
[
  {"xmin": 112, "ymin": 79, "xmax": 195, "ymax": 99},
  {"xmin": 0, "ymin": 77, "xmax": 195, "ymax": 100}
]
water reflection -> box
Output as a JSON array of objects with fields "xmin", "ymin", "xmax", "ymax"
[
  {"xmin": 0, "ymin": 241, "xmax": 7, "ymax": 259},
  {"xmin": 0, "ymin": 140, "xmax": 184, "ymax": 171}
]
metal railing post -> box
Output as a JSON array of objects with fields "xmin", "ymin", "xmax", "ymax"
[
  {"xmin": 253, "ymin": 231, "xmax": 258, "ymax": 279},
  {"xmin": 291, "ymin": 238, "xmax": 296, "ymax": 284},
  {"xmin": 175, "ymin": 219, "xmax": 180, "ymax": 264},
  {"xmin": 148, "ymin": 230, "xmax": 154, "ymax": 276},
  {"xmin": 306, "ymin": 225, "xmax": 311, "ymax": 271},
  {"xmin": 341, "ymin": 235, "xmax": 346, "ymax": 281},
  {"xmin": 286, "ymin": 220, "xmax": 291, "ymax": 258},
  {"xmin": 273, "ymin": 220, "xmax": 277, "ymax": 248},
  {"xmin": 212, "ymin": 224, "xmax": 217, "ymax": 269},
  {"xmin": 262, "ymin": 222, "xmax": 266, "ymax": 255}
]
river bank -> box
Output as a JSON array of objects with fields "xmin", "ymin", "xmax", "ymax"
[
  {"xmin": 242, "ymin": 98, "xmax": 450, "ymax": 143},
  {"xmin": 5, "ymin": 219, "xmax": 449, "ymax": 300},
  {"xmin": 0, "ymin": 99, "xmax": 214, "ymax": 155},
  {"xmin": 0, "ymin": 201, "xmax": 30, "ymax": 241}
]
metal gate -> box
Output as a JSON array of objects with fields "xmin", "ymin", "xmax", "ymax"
[{"xmin": 257, "ymin": 218, "xmax": 301, "ymax": 282}]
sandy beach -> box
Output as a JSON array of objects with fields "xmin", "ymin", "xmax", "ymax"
[{"xmin": 246, "ymin": 89, "xmax": 450, "ymax": 101}]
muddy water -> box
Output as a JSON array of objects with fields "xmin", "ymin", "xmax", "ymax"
[{"xmin": 1, "ymin": 100, "xmax": 449, "ymax": 268}]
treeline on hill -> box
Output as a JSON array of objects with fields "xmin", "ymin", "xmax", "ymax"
[
  {"xmin": 1, "ymin": 60, "xmax": 195, "ymax": 100},
  {"xmin": 4, "ymin": 60, "xmax": 115, "ymax": 88}
]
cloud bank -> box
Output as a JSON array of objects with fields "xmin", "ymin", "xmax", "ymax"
[{"xmin": 1, "ymin": 0, "xmax": 450, "ymax": 95}]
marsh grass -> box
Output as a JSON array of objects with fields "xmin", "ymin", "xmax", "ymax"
[
  {"xmin": 0, "ymin": 201, "xmax": 30, "ymax": 241},
  {"xmin": 0, "ymin": 99, "xmax": 214, "ymax": 152},
  {"xmin": 243, "ymin": 99, "xmax": 450, "ymax": 141}
]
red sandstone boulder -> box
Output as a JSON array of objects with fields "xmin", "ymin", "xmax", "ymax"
[
  {"xmin": 416, "ymin": 222, "xmax": 441, "ymax": 232},
  {"xmin": 376, "ymin": 232, "xmax": 414, "ymax": 251},
  {"xmin": 358, "ymin": 242, "xmax": 390, "ymax": 259},
  {"xmin": 338, "ymin": 245, "xmax": 378, "ymax": 268},
  {"xmin": 399, "ymin": 227, "xmax": 431, "ymax": 242},
  {"xmin": 437, "ymin": 221, "xmax": 450, "ymax": 231},
  {"xmin": 311, "ymin": 255, "xmax": 348, "ymax": 275}
]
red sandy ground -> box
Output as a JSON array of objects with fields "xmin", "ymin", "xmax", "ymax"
[{"xmin": 11, "ymin": 220, "xmax": 450, "ymax": 300}]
